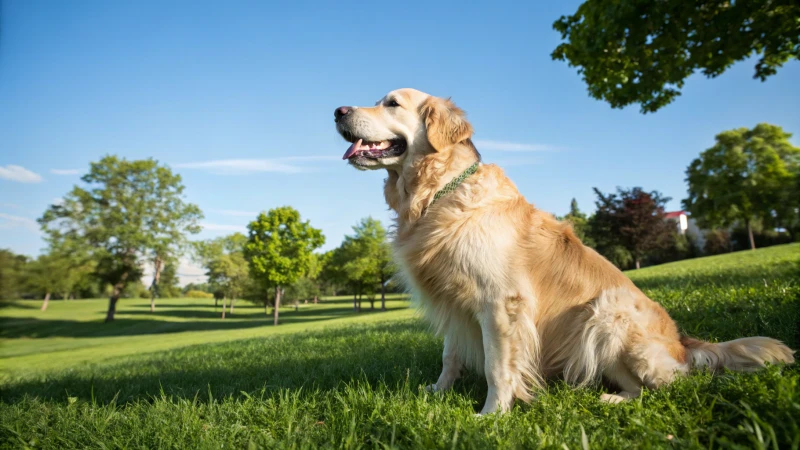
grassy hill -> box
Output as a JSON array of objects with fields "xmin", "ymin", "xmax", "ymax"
[{"xmin": 1, "ymin": 244, "xmax": 798, "ymax": 449}]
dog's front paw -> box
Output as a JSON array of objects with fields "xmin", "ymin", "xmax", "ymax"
[
  {"xmin": 424, "ymin": 383, "xmax": 439, "ymax": 393},
  {"xmin": 600, "ymin": 393, "xmax": 636, "ymax": 404}
]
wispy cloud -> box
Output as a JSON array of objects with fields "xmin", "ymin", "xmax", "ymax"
[
  {"xmin": 490, "ymin": 158, "xmax": 541, "ymax": 167},
  {"xmin": 0, "ymin": 165, "xmax": 43, "ymax": 183},
  {"xmin": 473, "ymin": 140, "xmax": 556, "ymax": 152},
  {"xmin": 201, "ymin": 222, "xmax": 247, "ymax": 232},
  {"xmin": 209, "ymin": 209, "xmax": 260, "ymax": 217},
  {"xmin": 0, "ymin": 202, "xmax": 20, "ymax": 210},
  {"xmin": 175, "ymin": 155, "xmax": 337, "ymax": 174},
  {"xmin": 176, "ymin": 159, "xmax": 304, "ymax": 174},
  {"xmin": 279, "ymin": 155, "xmax": 340, "ymax": 162},
  {"xmin": 50, "ymin": 169, "xmax": 81, "ymax": 175},
  {"xmin": 0, "ymin": 213, "xmax": 39, "ymax": 232}
]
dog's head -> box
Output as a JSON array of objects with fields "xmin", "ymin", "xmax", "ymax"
[{"xmin": 334, "ymin": 88, "xmax": 474, "ymax": 170}]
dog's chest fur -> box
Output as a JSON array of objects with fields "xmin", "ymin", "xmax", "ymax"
[{"xmin": 392, "ymin": 199, "xmax": 523, "ymax": 316}]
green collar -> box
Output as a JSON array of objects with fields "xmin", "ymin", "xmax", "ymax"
[{"xmin": 429, "ymin": 161, "xmax": 480, "ymax": 208}]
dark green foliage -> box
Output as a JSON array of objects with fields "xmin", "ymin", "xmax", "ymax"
[
  {"xmin": 0, "ymin": 250, "xmax": 29, "ymax": 300},
  {"xmin": 561, "ymin": 198, "xmax": 594, "ymax": 247},
  {"xmin": 590, "ymin": 187, "xmax": 674, "ymax": 269},
  {"xmin": 552, "ymin": 0, "xmax": 800, "ymax": 112},
  {"xmin": 704, "ymin": 229, "xmax": 733, "ymax": 255}
]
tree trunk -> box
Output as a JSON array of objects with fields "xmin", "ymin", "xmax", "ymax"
[
  {"xmin": 370, "ymin": 297, "xmax": 374, "ymax": 310},
  {"xmin": 273, "ymin": 286, "xmax": 281, "ymax": 326},
  {"xmin": 358, "ymin": 293, "xmax": 362, "ymax": 311},
  {"xmin": 380, "ymin": 276, "xmax": 386, "ymax": 311},
  {"xmin": 221, "ymin": 296, "xmax": 227, "ymax": 319},
  {"xmin": 41, "ymin": 292, "xmax": 51, "ymax": 311},
  {"xmin": 63, "ymin": 292, "xmax": 69, "ymax": 302},
  {"xmin": 313, "ymin": 295, "xmax": 318, "ymax": 304},
  {"xmin": 105, "ymin": 290, "xmax": 120, "ymax": 322},
  {"xmin": 353, "ymin": 292, "xmax": 358, "ymax": 311},
  {"xmin": 105, "ymin": 274, "xmax": 128, "ymax": 322},
  {"xmin": 150, "ymin": 256, "xmax": 162, "ymax": 313},
  {"xmin": 215, "ymin": 297, "xmax": 219, "ymax": 309},
  {"xmin": 747, "ymin": 219, "xmax": 756, "ymax": 250},
  {"xmin": 230, "ymin": 298, "xmax": 235, "ymax": 314},
  {"xmin": 635, "ymin": 259, "xmax": 641, "ymax": 270},
  {"xmin": 265, "ymin": 295, "xmax": 269, "ymax": 315}
]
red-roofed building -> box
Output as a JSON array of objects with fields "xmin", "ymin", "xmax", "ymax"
[{"xmin": 664, "ymin": 210, "xmax": 705, "ymax": 249}]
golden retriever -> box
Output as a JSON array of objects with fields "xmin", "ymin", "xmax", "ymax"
[{"xmin": 334, "ymin": 88, "xmax": 794, "ymax": 414}]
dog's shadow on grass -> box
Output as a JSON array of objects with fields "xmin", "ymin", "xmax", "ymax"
[{"xmin": 0, "ymin": 320, "xmax": 490, "ymax": 407}]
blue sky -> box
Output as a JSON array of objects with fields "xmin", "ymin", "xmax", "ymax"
[{"xmin": 2, "ymin": 0, "xmax": 799, "ymax": 272}]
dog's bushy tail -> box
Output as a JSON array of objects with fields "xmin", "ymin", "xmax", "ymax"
[{"xmin": 681, "ymin": 336, "xmax": 794, "ymax": 372}]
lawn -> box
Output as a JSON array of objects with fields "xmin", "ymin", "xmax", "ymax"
[{"xmin": 1, "ymin": 244, "xmax": 798, "ymax": 449}]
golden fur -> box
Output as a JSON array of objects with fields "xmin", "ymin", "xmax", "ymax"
[{"xmin": 335, "ymin": 88, "xmax": 795, "ymax": 413}]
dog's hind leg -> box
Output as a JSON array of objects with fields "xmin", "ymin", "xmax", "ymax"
[{"xmin": 600, "ymin": 361, "xmax": 643, "ymax": 403}]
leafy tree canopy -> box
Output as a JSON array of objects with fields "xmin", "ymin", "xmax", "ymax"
[
  {"xmin": 592, "ymin": 187, "xmax": 674, "ymax": 269},
  {"xmin": 552, "ymin": 0, "xmax": 800, "ymax": 112},
  {"xmin": 39, "ymin": 155, "xmax": 202, "ymax": 321},
  {"xmin": 245, "ymin": 207, "xmax": 324, "ymax": 325},
  {"xmin": 682, "ymin": 123, "xmax": 799, "ymax": 249}
]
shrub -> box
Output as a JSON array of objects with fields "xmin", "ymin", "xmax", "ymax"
[
  {"xmin": 704, "ymin": 229, "xmax": 732, "ymax": 255},
  {"xmin": 185, "ymin": 290, "xmax": 213, "ymax": 299}
]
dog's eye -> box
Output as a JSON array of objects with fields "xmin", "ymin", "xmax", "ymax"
[{"xmin": 386, "ymin": 99, "xmax": 400, "ymax": 107}]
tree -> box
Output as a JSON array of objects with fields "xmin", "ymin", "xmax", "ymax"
[
  {"xmin": 28, "ymin": 254, "xmax": 66, "ymax": 311},
  {"xmin": 285, "ymin": 252, "xmax": 326, "ymax": 307},
  {"xmin": 320, "ymin": 247, "xmax": 351, "ymax": 300},
  {"xmin": 194, "ymin": 233, "xmax": 249, "ymax": 319},
  {"xmin": 351, "ymin": 218, "xmax": 395, "ymax": 311},
  {"xmin": 592, "ymin": 187, "xmax": 674, "ymax": 269},
  {"xmin": 561, "ymin": 198, "xmax": 594, "ymax": 247},
  {"xmin": 245, "ymin": 207, "xmax": 324, "ymax": 326},
  {"xmin": 26, "ymin": 247, "xmax": 92, "ymax": 311},
  {"xmin": 39, "ymin": 156, "xmax": 203, "ymax": 322},
  {"xmin": 552, "ymin": 1, "xmax": 800, "ymax": 113},
  {"xmin": 143, "ymin": 166, "xmax": 201, "ymax": 312},
  {"xmin": 683, "ymin": 124, "xmax": 800, "ymax": 250},
  {"xmin": 0, "ymin": 250, "xmax": 29, "ymax": 300},
  {"xmin": 156, "ymin": 259, "xmax": 181, "ymax": 298},
  {"xmin": 323, "ymin": 218, "xmax": 393, "ymax": 312}
]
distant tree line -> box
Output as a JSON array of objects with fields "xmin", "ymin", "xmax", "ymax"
[
  {"xmin": 1, "ymin": 122, "xmax": 796, "ymax": 309},
  {"xmin": 190, "ymin": 214, "xmax": 397, "ymax": 324},
  {"xmin": 0, "ymin": 150, "xmax": 398, "ymax": 325}
]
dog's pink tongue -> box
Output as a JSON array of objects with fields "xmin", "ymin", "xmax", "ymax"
[{"xmin": 342, "ymin": 139, "xmax": 362, "ymax": 160}]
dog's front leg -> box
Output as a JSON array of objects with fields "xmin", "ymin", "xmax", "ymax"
[
  {"xmin": 427, "ymin": 333, "xmax": 462, "ymax": 392},
  {"xmin": 477, "ymin": 303, "xmax": 514, "ymax": 414}
]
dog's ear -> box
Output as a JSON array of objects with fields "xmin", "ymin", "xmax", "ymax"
[{"xmin": 420, "ymin": 97, "xmax": 473, "ymax": 151}]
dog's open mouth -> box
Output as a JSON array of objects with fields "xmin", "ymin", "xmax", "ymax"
[{"xmin": 341, "ymin": 137, "xmax": 407, "ymax": 161}]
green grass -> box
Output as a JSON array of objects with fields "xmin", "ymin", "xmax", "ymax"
[
  {"xmin": 0, "ymin": 295, "xmax": 414, "ymax": 377},
  {"xmin": 1, "ymin": 244, "xmax": 799, "ymax": 449}
]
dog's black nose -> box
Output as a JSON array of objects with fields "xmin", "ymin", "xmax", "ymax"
[{"xmin": 334, "ymin": 106, "xmax": 351, "ymax": 122}]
